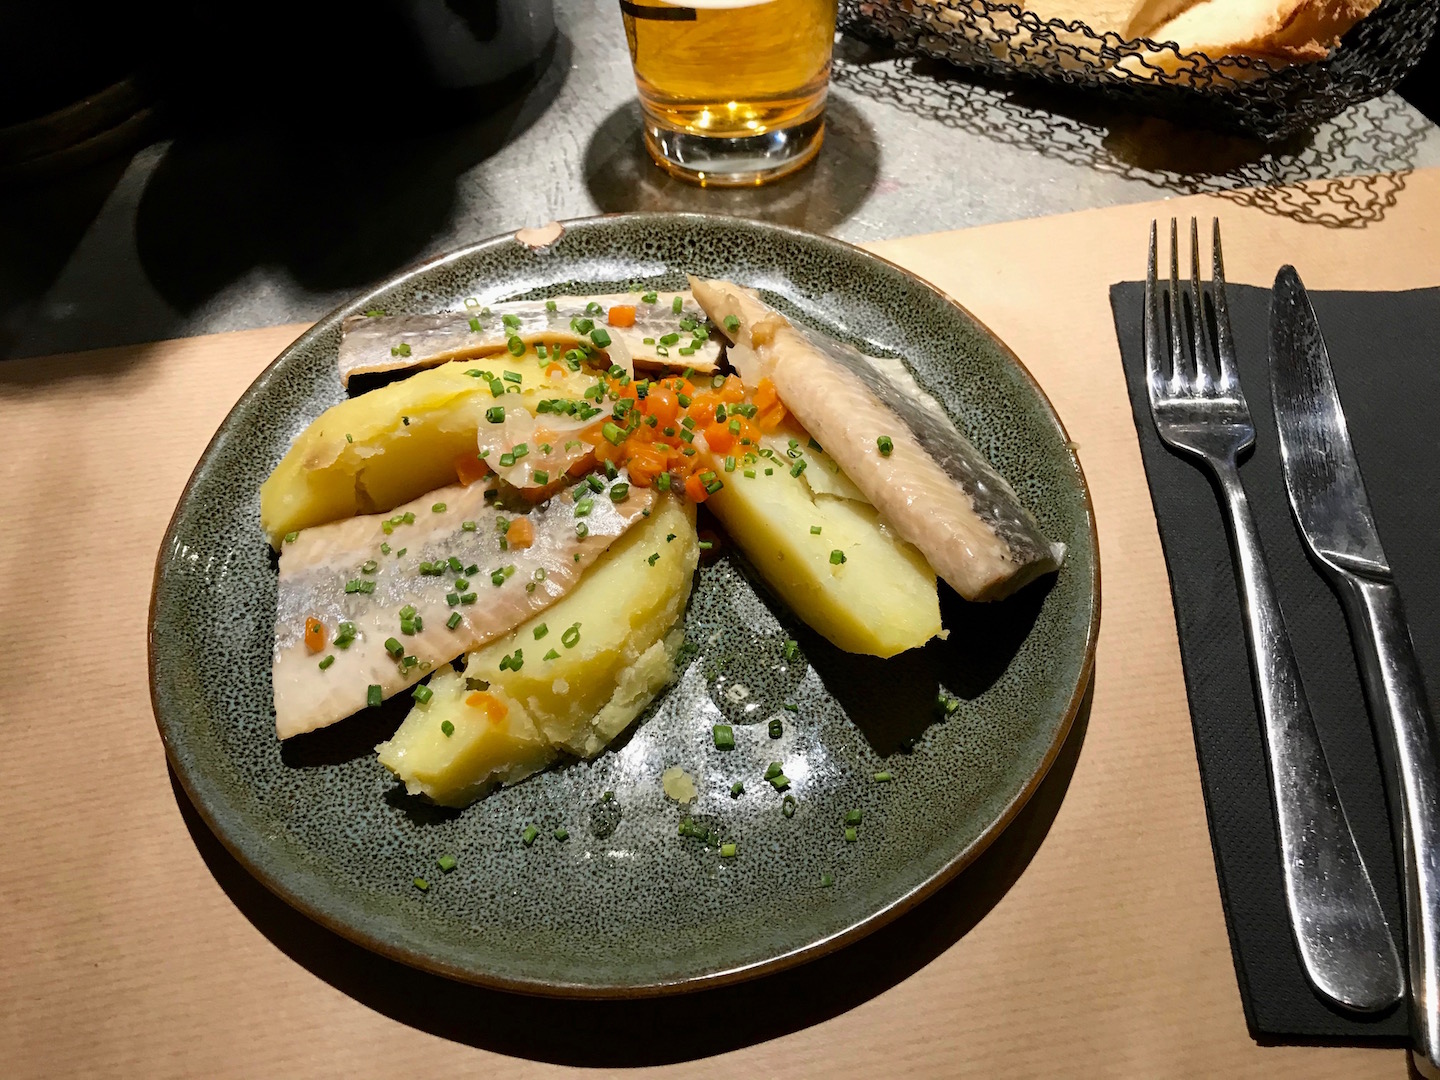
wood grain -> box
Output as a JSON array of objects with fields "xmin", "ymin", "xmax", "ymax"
[{"xmin": 3, "ymin": 169, "xmax": 1437, "ymax": 1079}]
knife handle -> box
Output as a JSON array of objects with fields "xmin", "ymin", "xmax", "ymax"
[
  {"xmin": 1339, "ymin": 575, "xmax": 1440, "ymax": 1073},
  {"xmin": 1212, "ymin": 462, "xmax": 1403, "ymax": 1012}
]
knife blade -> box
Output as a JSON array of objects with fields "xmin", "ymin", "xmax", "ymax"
[
  {"xmin": 1270, "ymin": 265, "xmax": 1440, "ymax": 1077},
  {"xmin": 1269, "ymin": 267, "xmax": 1390, "ymax": 581}
]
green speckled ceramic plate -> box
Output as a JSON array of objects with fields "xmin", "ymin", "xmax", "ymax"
[{"xmin": 150, "ymin": 213, "xmax": 1098, "ymax": 997}]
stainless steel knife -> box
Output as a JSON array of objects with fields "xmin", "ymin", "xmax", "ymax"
[{"xmin": 1270, "ymin": 264, "xmax": 1440, "ymax": 1077}]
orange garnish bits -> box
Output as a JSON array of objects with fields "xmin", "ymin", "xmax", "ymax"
[
  {"xmin": 454, "ymin": 452, "xmax": 491, "ymax": 486},
  {"xmin": 507, "ymin": 518, "xmax": 536, "ymax": 549},
  {"xmin": 465, "ymin": 691, "xmax": 509, "ymax": 723},
  {"xmin": 304, "ymin": 617, "xmax": 326, "ymax": 654},
  {"xmin": 589, "ymin": 372, "xmax": 761, "ymax": 501},
  {"xmin": 607, "ymin": 305, "xmax": 637, "ymax": 328}
]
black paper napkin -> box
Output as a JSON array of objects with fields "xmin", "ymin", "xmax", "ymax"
[{"xmin": 1111, "ymin": 281, "xmax": 1440, "ymax": 1044}]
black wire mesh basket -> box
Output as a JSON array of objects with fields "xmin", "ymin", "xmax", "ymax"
[{"xmin": 840, "ymin": 0, "xmax": 1437, "ymax": 141}]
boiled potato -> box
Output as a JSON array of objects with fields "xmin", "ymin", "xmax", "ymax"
[
  {"xmin": 260, "ymin": 353, "xmax": 599, "ymax": 547},
  {"xmin": 706, "ymin": 455, "xmax": 941, "ymax": 657},
  {"xmin": 376, "ymin": 495, "xmax": 699, "ymax": 805}
]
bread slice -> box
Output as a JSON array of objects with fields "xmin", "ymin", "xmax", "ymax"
[
  {"xmin": 1022, "ymin": 0, "xmax": 1199, "ymax": 37},
  {"xmin": 1124, "ymin": 0, "xmax": 1382, "ymax": 75}
]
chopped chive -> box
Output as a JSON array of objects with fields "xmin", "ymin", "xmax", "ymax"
[
  {"xmin": 381, "ymin": 542, "xmax": 392, "ymax": 555},
  {"xmin": 609, "ymin": 483, "xmax": 630, "ymax": 502},
  {"xmin": 587, "ymin": 474, "xmax": 607, "ymax": 493},
  {"xmin": 502, "ymin": 313, "xmax": 521, "ymax": 329},
  {"xmin": 783, "ymin": 702, "xmax": 799, "ymax": 712},
  {"xmin": 723, "ymin": 315, "xmax": 740, "ymax": 333},
  {"xmin": 283, "ymin": 531, "xmax": 299, "ymax": 544},
  {"xmin": 506, "ymin": 336, "xmax": 525, "ymax": 357},
  {"xmin": 575, "ymin": 522, "xmax": 589, "ymax": 539},
  {"xmin": 724, "ymin": 455, "xmax": 736, "ymax": 472},
  {"xmin": 561, "ymin": 624, "xmax": 581, "ymax": 649},
  {"xmin": 820, "ymin": 872, "xmax": 835, "ymax": 887},
  {"xmin": 764, "ymin": 467, "xmax": 774, "ymax": 476},
  {"xmin": 790, "ymin": 460, "xmax": 807, "ymax": 478},
  {"xmin": 486, "ymin": 406, "xmax": 506, "ymax": 423},
  {"xmin": 731, "ymin": 781, "xmax": 745, "ymax": 798},
  {"xmin": 446, "ymin": 611, "xmax": 462, "ymax": 629},
  {"xmin": 783, "ymin": 795, "xmax": 796, "ymax": 818},
  {"xmin": 769, "ymin": 718, "xmax": 783, "ymax": 739},
  {"xmin": 590, "ymin": 328, "xmax": 612, "ymax": 348},
  {"xmin": 489, "ymin": 378, "xmax": 505, "ymax": 397},
  {"xmin": 446, "ymin": 592, "xmax": 460, "ymax": 607},
  {"xmin": 367, "ymin": 685, "xmax": 383, "ymax": 708},
  {"xmin": 522, "ymin": 826, "xmax": 539, "ymax": 847},
  {"xmin": 698, "ymin": 540, "xmax": 713, "ymax": 551},
  {"xmin": 460, "ymin": 592, "xmax": 477, "ymax": 604},
  {"xmin": 672, "ymin": 296, "xmax": 683, "ymax": 313},
  {"xmin": 412, "ymin": 684, "xmax": 434, "ymax": 704},
  {"xmin": 318, "ymin": 654, "xmax": 335, "ymax": 671},
  {"xmin": 385, "ymin": 637, "xmax": 403, "ymax": 658},
  {"xmin": 877, "ymin": 435, "xmax": 894, "ymax": 456},
  {"xmin": 844, "ymin": 826, "xmax": 858, "ymax": 843},
  {"xmin": 728, "ymin": 419, "xmax": 741, "ymax": 435},
  {"xmin": 845, "ymin": 809, "xmax": 863, "ymax": 826},
  {"xmin": 533, "ymin": 623, "xmax": 549, "ymax": 640},
  {"xmin": 533, "ymin": 469, "xmax": 549, "ymax": 484},
  {"xmin": 720, "ymin": 843, "xmax": 737, "ymax": 858},
  {"xmin": 602, "ymin": 421, "xmax": 623, "ymax": 446},
  {"xmin": 647, "ymin": 552, "xmax": 660, "ymax": 566},
  {"xmin": 656, "ymin": 472, "xmax": 672, "ymax": 492},
  {"xmin": 770, "ymin": 774, "xmax": 790, "ymax": 791},
  {"xmin": 764, "ymin": 762, "xmax": 784, "ymax": 780},
  {"xmin": 390, "ymin": 343, "xmax": 412, "ymax": 357},
  {"xmin": 873, "ymin": 770, "xmax": 894, "ymax": 782},
  {"xmin": 543, "ymin": 648, "xmax": 560, "ymax": 660},
  {"xmin": 437, "ymin": 853, "xmax": 456, "ymax": 870},
  {"xmin": 782, "ymin": 639, "xmax": 800, "ymax": 662},
  {"xmin": 432, "ymin": 502, "xmax": 447, "ymax": 513},
  {"xmin": 660, "ymin": 332, "xmax": 680, "ymax": 346},
  {"xmin": 413, "ymin": 876, "xmax": 429, "ymax": 891},
  {"xmin": 554, "ymin": 827, "xmax": 569, "ymax": 842},
  {"xmin": 713, "ymin": 724, "xmax": 735, "ymax": 751},
  {"xmin": 546, "ymin": 299, "xmax": 558, "ymax": 312},
  {"xmin": 468, "ymin": 316, "xmax": 481, "ymax": 332},
  {"xmin": 830, "ymin": 549, "xmax": 846, "ymax": 565},
  {"xmin": 381, "ymin": 521, "xmax": 394, "ymax": 535},
  {"xmin": 744, "ymin": 469, "xmax": 756, "ymax": 478},
  {"xmin": 364, "ymin": 308, "xmax": 386, "ymax": 317},
  {"xmin": 357, "ymin": 580, "xmax": 376, "ymax": 594},
  {"xmin": 461, "ymin": 520, "xmax": 477, "ymax": 532}
]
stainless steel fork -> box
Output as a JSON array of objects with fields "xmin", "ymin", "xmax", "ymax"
[{"xmin": 1145, "ymin": 218, "xmax": 1403, "ymax": 1013}]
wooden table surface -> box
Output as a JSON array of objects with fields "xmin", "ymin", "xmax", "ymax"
[{"xmin": 3, "ymin": 169, "xmax": 1437, "ymax": 1079}]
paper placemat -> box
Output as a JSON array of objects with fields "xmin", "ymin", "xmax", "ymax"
[{"xmin": 2, "ymin": 169, "xmax": 1438, "ymax": 1079}]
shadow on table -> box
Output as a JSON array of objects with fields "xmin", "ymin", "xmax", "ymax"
[
  {"xmin": 583, "ymin": 94, "xmax": 880, "ymax": 234},
  {"xmin": 171, "ymin": 675, "xmax": 1092, "ymax": 1066},
  {"xmin": 831, "ymin": 36, "xmax": 1429, "ymax": 228},
  {"xmin": 130, "ymin": 32, "xmax": 571, "ymax": 316}
]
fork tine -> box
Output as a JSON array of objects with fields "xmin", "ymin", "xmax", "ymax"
[
  {"xmin": 1210, "ymin": 218, "xmax": 1239, "ymax": 390},
  {"xmin": 1167, "ymin": 218, "xmax": 1189, "ymax": 389},
  {"xmin": 1143, "ymin": 220, "xmax": 1167, "ymax": 404},
  {"xmin": 1188, "ymin": 218, "xmax": 1214, "ymax": 393}
]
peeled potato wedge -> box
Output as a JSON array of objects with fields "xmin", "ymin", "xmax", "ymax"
[
  {"xmin": 376, "ymin": 495, "xmax": 699, "ymax": 806},
  {"xmin": 705, "ymin": 450, "xmax": 942, "ymax": 658},
  {"xmin": 259, "ymin": 353, "xmax": 598, "ymax": 547}
]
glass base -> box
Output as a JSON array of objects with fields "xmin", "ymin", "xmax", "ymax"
[{"xmin": 642, "ymin": 114, "xmax": 825, "ymax": 187}]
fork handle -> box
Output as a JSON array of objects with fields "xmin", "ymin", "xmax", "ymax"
[
  {"xmin": 1212, "ymin": 460, "xmax": 1403, "ymax": 1012},
  {"xmin": 1336, "ymin": 575, "xmax": 1440, "ymax": 1074}
]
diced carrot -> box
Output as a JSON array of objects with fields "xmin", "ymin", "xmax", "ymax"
[
  {"xmin": 466, "ymin": 691, "xmax": 509, "ymax": 723},
  {"xmin": 608, "ymin": 305, "xmax": 637, "ymax": 328},
  {"xmin": 626, "ymin": 443, "xmax": 669, "ymax": 486},
  {"xmin": 756, "ymin": 403, "xmax": 787, "ymax": 433},
  {"xmin": 645, "ymin": 386, "xmax": 679, "ymax": 427},
  {"xmin": 719, "ymin": 375, "xmax": 746, "ymax": 403},
  {"xmin": 684, "ymin": 472, "xmax": 711, "ymax": 502},
  {"xmin": 754, "ymin": 378, "xmax": 780, "ymax": 412},
  {"xmin": 507, "ymin": 518, "xmax": 535, "ymax": 549},
  {"xmin": 304, "ymin": 617, "xmax": 326, "ymax": 654},
  {"xmin": 545, "ymin": 362, "xmax": 565, "ymax": 379},
  {"xmin": 454, "ymin": 452, "xmax": 491, "ymax": 485},
  {"xmin": 703, "ymin": 422, "xmax": 734, "ymax": 454}
]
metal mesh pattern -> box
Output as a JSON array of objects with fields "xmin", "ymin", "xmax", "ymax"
[{"xmin": 841, "ymin": 0, "xmax": 1438, "ymax": 141}]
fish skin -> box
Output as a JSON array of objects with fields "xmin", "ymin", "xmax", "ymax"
[
  {"xmin": 338, "ymin": 293, "xmax": 721, "ymax": 386},
  {"xmin": 693, "ymin": 278, "xmax": 1064, "ymax": 602},
  {"xmin": 273, "ymin": 475, "xmax": 652, "ymax": 739},
  {"xmin": 477, "ymin": 404, "xmax": 605, "ymax": 493}
]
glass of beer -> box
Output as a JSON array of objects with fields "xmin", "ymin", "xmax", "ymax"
[{"xmin": 618, "ymin": 0, "xmax": 840, "ymax": 187}]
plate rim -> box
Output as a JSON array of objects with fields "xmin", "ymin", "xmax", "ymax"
[{"xmin": 149, "ymin": 210, "xmax": 1101, "ymax": 999}]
